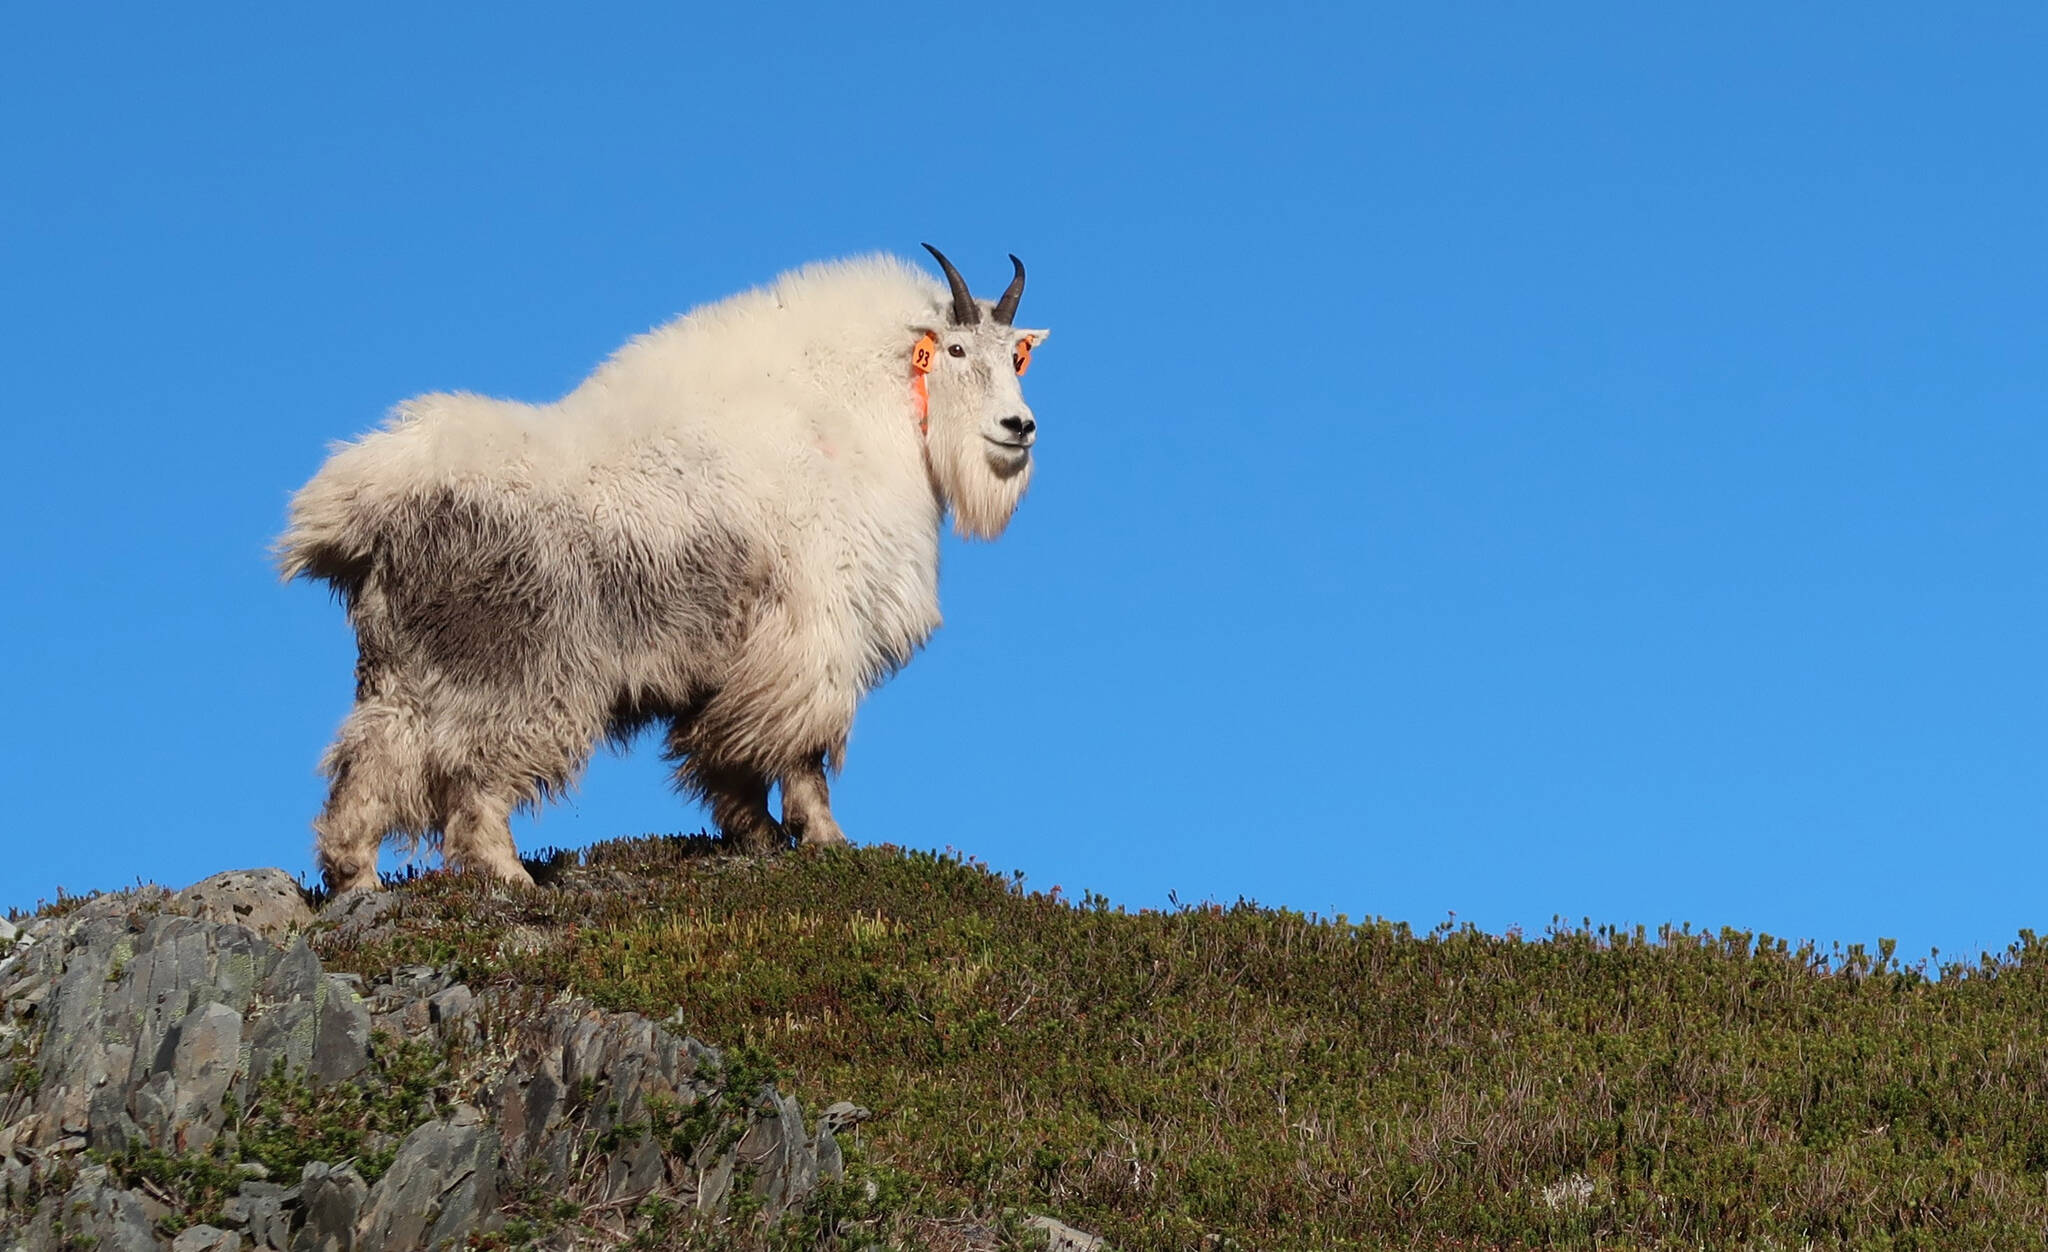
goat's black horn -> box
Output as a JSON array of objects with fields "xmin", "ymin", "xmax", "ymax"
[
  {"xmin": 922, "ymin": 242, "xmax": 981, "ymax": 326},
  {"xmin": 992, "ymin": 254, "xmax": 1025, "ymax": 325}
]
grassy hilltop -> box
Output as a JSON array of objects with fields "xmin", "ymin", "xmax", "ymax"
[{"xmin": 303, "ymin": 836, "xmax": 2048, "ymax": 1251}]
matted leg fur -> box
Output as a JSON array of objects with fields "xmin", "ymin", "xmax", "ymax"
[
  {"xmin": 443, "ymin": 790, "xmax": 535, "ymax": 887},
  {"xmin": 779, "ymin": 758, "xmax": 848, "ymax": 847},
  {"xmin": 314, "ymin": 699, "xmax": 432, "ymax": 893},
  {"xmin": 314, "ymin": 778, "xmax": 389, "ymax": 895},
  {"xmin": 690, "ymin": 761, "xmax": 789, "ymax": 855}
]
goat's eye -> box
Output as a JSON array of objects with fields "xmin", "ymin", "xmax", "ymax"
[{"xmin": 947, "ymin": 344, "xmax": 966, "ymax": 358}]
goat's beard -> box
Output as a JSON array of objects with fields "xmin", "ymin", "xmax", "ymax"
[{"xmin": 927, "ymin": 420, "xmax": 1032, "ymax": 541}]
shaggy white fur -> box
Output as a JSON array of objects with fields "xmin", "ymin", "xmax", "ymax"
[{"xmin": 279, "ymin": 253, "xmax": 1048, "ymax": 889}]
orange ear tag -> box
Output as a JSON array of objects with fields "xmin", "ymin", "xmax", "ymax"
[
  {"xmin": 909, "ymin": 332, "xmax": 937, "ymax": 434},
  {"xmin": 1012, "ymin": 336, "xmax": 1035, "ymax": 375}
]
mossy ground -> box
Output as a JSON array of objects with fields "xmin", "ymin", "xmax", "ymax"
[{"xmin": 304, "ymin": 836, "xmax": 2048, "ymax": 1251}]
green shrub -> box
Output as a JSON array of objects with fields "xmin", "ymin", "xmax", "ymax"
[{"xmin": 235, "ymin": 1032, "xmax": 447, "ymax": 1183}]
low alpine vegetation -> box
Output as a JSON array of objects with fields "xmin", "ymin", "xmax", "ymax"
[{"xmin": 315, "ymin": 837, "xmax": 2048, "ymax": 1250}]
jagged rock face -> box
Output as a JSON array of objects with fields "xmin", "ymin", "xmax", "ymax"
[
  {"xmin": 2, "ymin": 903, "xmax": 358, "ymax": 1161},
  {"xmin": 0, "ymin": 875, "xmax": 853, "ymax": 1251},
  {"xmin": 353, "ymin": 1113, "xmax": 498, "ymax": 1249}
]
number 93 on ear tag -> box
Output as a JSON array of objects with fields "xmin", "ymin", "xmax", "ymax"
[{"xmin": 911, "ymin": 332, "xmax": 938, "ymax": 374}]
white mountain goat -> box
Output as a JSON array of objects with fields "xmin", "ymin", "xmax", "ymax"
[{"xmin": 279, "ymin": 247, "xmax": 1049, "ymax": 890}]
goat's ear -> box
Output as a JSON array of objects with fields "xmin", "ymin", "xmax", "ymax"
[{"xmin": 1011, "ymin": 328, "xmax": 1049, "ymax": 375}]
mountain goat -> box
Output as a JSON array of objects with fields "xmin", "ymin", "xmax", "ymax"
[{"xmin": 279, "ymin": 247, "xmax": 1049, "ymax": 891}]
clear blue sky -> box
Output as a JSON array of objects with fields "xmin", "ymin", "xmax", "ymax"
[{"xmin": 3, "ymin": 6, "xmax": 2041, "ymax": 962}]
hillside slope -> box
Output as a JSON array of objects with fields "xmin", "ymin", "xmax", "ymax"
[{"xmin": 10, "ymin": 838, "xmax": 2048, "ymax": 1249}]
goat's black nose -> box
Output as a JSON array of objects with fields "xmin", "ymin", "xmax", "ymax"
[{"xmin": 1000, "ymin": 415, "xmax": 1036, "ymax": 436}]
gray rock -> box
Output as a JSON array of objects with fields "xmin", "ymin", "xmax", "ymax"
[
  {"xmin": 354, "ymin": 1114, "xmax": 500, "ymax": 1250},
  {"xmin": 493, "ymin": 1063, "xmax": 563, "ymax": 1168},
  {"xmin": 221, "ymin": 1181, "xmax": 297, "ymax": 1251},
  {"xmin": 239, "ymin": 957, "xmax": 370, "ymax": 1103},
  {"xmin": 264, "ymin": 937, "xmax": 324, "ymax": 1003},
  {"xmin": 53, "ymin": 1180, "xmax": 161, "ymax": 1252},
  {"xmin": 310, "ymin": 977, "xmax": 371, "ymax": 1085},
  {"xmin": 175, "ymin": 870, "xmax": 314, "ymax": 943},
  {"xmin": 0, "ymin": 917, "xmax": 17, "ymax": 944},
  {"xmin": 390, "ymin": 965, "xmax": 444, "ymax": 992},
  {"xmin": 685, "ymin": 1036, "xmax": 723, "ymax": 1072},
  {"xmin": 316, "ymin": 890, "xmax": 400, "ymax": 945},
  {"xmin": 821, "ymin": 1099, "xmax": 872, "ymax": 1133},
  {"xmin": 0, "ymin": 1147, "xmax": 29, "ymax": 1213},
  {"xmin": 294, "ymin": 1162, "xmax": 367, "ymax": 1252},
  {"xmin": 367, "ymin": 965, "xmax": 452, "ymax": 1038},
  {"xmin": 127, "ymin": 1072, "xmax": 176, "ymax": 1147},
  {"xmin": 603, "ymin": 1131, "xmax": 666, "ymax": 1202},
  {"xmin": 697, "ymin": 1147, "xmax": 735, "ymax": 1215},
  {"xmin": 27, "ymin": 912, "xmax": 274, "ymax": 1152},
  {"xmin": 165, "ymin": 1000, "xmax": 243, "ymax": 1152},
  {"xmin": 239, "ymin": 1000, "xmax": 317, "ymax": 1100},
  {"xmin": 87, "ymin": 1081, "xmax": 146, "ymax": 1154},
  {"xmin": 64, "ymin": 886, "xmax": 174, "ymax": 930},
  {"xmin": 745, "ymin": 1089, "xmax": 814, "ymax": 1214},
  {"xmin": 1027, "ymin": 1215, "xmax": 1106, "ymax": 1252},
  {"xmin": 427, "ymin": 982, "xmax": 473, "ymax": 1025},
  {"xmin": 172, "ymin": 1225, "xmax": 244, "ymax": 1252},
  {"xmin": 815, "ymin": 1122, "xmax": 844, "ymax": 1182}
]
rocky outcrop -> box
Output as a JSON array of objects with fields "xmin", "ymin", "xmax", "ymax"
[
  {"xmin": 0, "ymin": 873, "xmax": 869, "ymax": 1250},
  {"xmin": 0, "ymin": 886, "xmax": 366, "ymax": 1168},
  {"xmin": 172, "ymin": 871, "xmax": 315, "ymax": 943}
]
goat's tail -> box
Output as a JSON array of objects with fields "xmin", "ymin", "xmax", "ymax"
[
  {"xmin": 275, "ymin": 403, "xmax": 442, "ymax": 598},
  {"xmin": 275, "ymin": 466, "xmax": 380, "ymax": 599}
]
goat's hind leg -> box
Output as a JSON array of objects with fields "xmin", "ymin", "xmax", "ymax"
[
  {"xmin": 687, "ymin": 759, "xmax": 789, "ymax": 855},
  {"xmin": 314, "ymin": 700, "xmax": 429, "ymax": 893},
  {"xmin": 780, "ymin": 757, "xmax": 848, "ymax": 847},
  {"xmin": 442, "ymin": 787, "xmax": 535, "ymax": 887}
]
